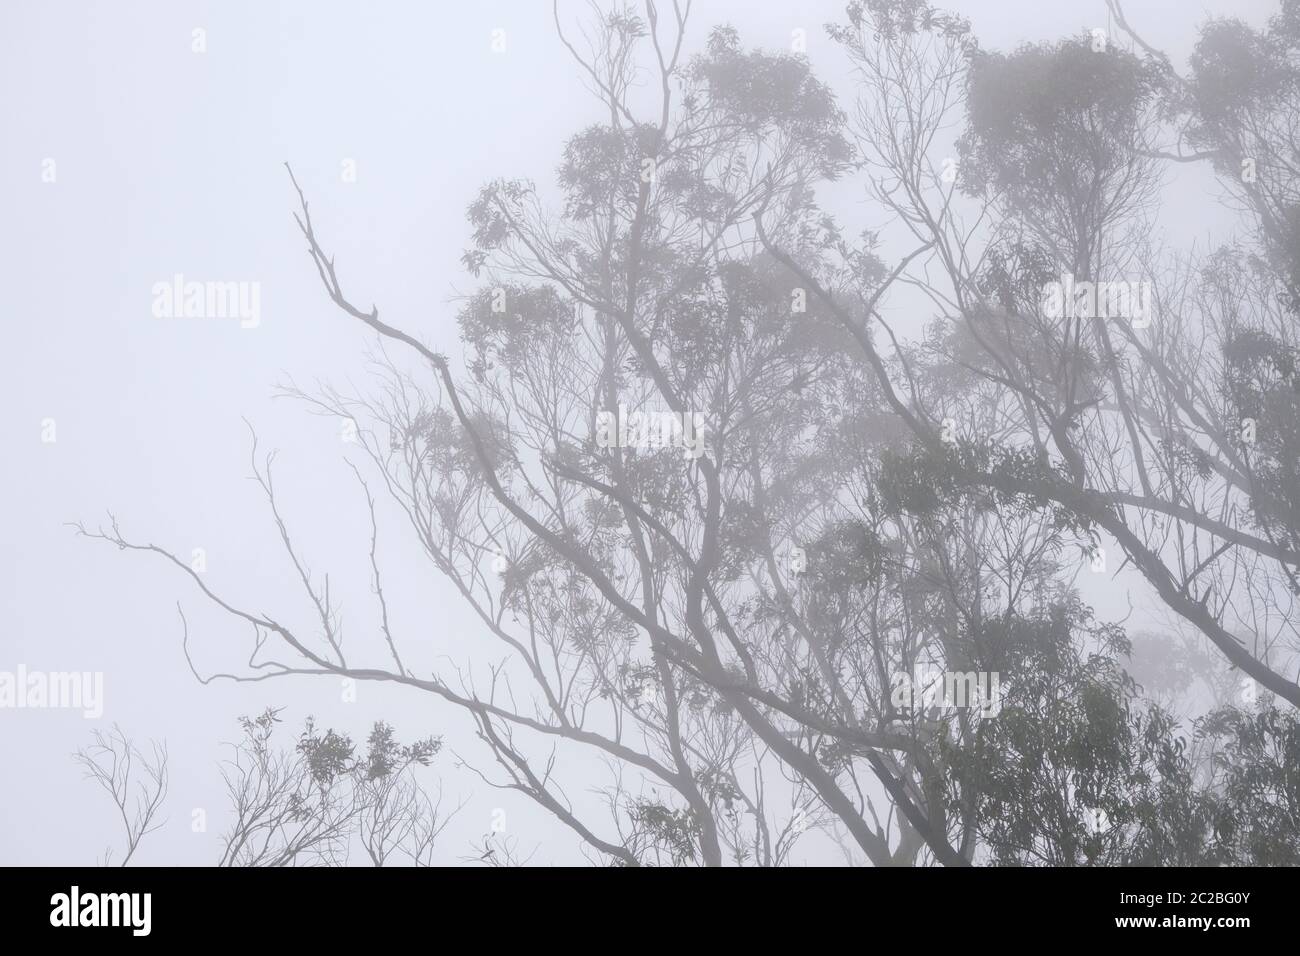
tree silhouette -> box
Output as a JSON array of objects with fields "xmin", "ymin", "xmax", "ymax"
[{"xmin": 81, "ymin": 0, "xmax": 1300, "ymax": 866}]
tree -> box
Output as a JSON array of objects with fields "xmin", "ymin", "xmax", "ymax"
[
  {"xmin": 74, "ymin": 726, "xmax": 168, "ymax": 867},
  {"xmin": 76, "ymin": 710, "xmax": 452, "ymax": 867},
  {"xmin": 217, "ymin": 709, "xmax": 444, "ymax": 867},
  {"xmin": 81, "ymin": 0, "xmax": 1300, "ymax": 866},
  {"xmin": 813, "ymin": 0, "xmax": 1300, "ymax": 708}
]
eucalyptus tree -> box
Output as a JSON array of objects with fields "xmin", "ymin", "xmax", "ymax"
[{"xmin": 82, "ymin": 0, "xmax": 1300, "ymax": 866}]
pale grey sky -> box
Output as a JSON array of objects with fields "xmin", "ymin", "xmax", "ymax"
[{"xmin": 0, "ymin": 0, "xmax": 1273, "ymax": 866}]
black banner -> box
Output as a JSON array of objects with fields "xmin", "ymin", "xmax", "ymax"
[{"xmin": 0, "ymin": 866, "xmax": 1282, "ymax": 943}]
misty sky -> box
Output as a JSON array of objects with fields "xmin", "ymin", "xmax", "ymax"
[{"xmin": 0, "ymin": 0, "xmax": 1272, "ymax": 865}]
